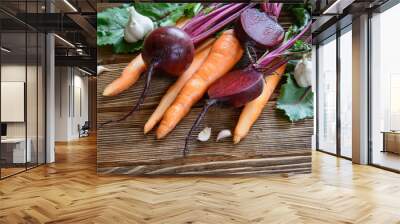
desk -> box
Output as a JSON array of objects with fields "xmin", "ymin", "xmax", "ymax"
[
  {"xmin": 1, "ymin": 138, "xmax": 31, "ymax": 163},
  {"xmin": 382, "ymin": 131, "xmax": 400, "ymax": 155}
]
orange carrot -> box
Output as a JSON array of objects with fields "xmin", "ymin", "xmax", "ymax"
[
  {"xmin": 102, "ymin": 54, "xmax": 146, "ymax": 96},
  {"xmin": 102, "ymin": 19, "xmax": 190, "ymax": 97},
  {"xmin": 233, "ymin": 64, "xmax": 287, "ymax": 144},
  {"xmin": 144, "ymin": 39, "xmax": 214, "ymax": 134},
  {"xmin": 156, "ymin": 30, "xmax": 243, "ymax": 139}
]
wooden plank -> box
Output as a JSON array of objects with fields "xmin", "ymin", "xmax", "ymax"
[{"xmin": 97, "ymin": 62, "xmax": 313, "ymax": 176}]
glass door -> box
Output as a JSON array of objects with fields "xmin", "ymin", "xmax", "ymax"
[
  {"xmin": 0, "ymin": 0, "xmax": 46, "ymax": 179},
  {"xmin": 0, "ymin": 23, "xmax": 28, "ymax": 178},
  {"xmin": 339, "ymin": 26, "xmax": 353, "ymax": 159},
  {"xmin": 317, "ymin": 35, "xmax": 337, "ymax": 155},
  {"xmin": 370, "ymin": 3, "xmax": 400, "ymax": 171}
]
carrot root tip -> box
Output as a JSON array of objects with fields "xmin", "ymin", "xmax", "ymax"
[
  {"xmin": 233, "ymin": 135, "xmax": 242, "ymax": 144},
  {"xmin": 102, "ymin": 87, "xmax": 112, "ymax": 96}
]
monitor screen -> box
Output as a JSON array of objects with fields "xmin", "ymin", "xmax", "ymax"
[{"xmin": 1, "ymin": 123, "xmax": 7, "ymax": 137}]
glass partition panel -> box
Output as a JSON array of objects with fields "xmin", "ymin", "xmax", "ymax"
[
  {"xmin": 38, "ymin": 32, "xmax": 45, "ymax": 165},
  {"xmin": 339, "ymin": 28, "xmax": 352, "ymax": 158},
  {"xmin": 27, "ymin": 30, "xmax": 38, "ymax": 169},
  {"xmin": 0, "ymin": 0, "xmax": 46, "ymax": 179},
  {"xmin": 1, "ymin": 31, "xmax": 27, "ymax": 177},
  {"xmin": 26, "ymin": 0, "xmax": 40, "ymax": 169},
  {"xmin": 371, "ymin": 4, "xmax": 400, "ymax": 171},
  {"xmin": 317, "ymin": 36, "xmax": 337, "ymax": 154}
]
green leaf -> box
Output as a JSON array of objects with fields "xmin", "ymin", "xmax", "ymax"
[
  {"xmin": 283, "ymin": 5, "xmax": 311, "ymax": 41},
  {"xmin": 290, "ymin": 8, "xmax": 310, "ymax": 30},
  {"xmin": 277, "ymin": 73, "xmax": 314, "ymax": 122},
  {"xmin": 133, "ymin": 3, "xmax": 182, "ymax": 21},
  {"xmin": 112, "ymin": 39, "xmax": 143, "ymax": 54},
  {"xmin": 284, "ymin": 4, "xmax": 311, "ymax": 29},
  {"xmin": 97, "ymin": 4, "xmax": 130, "ymax": 46},
  {"xmin": 97, "ymin": 3, "xmax": 202, "ymax": 53},
  {"xmin": 157, "ymin": 3, "xmax": 202, "ymax": 27},
  {"xmin": 289, "ymin": 40, "xmax": 311, "ymax": 53}
]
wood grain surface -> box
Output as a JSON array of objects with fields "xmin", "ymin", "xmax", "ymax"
[
  {"xmin": 2, "ymin": 136, "xmax": 400, "ymax": 223},
  {"xmin": 97, "ymin": 62, "xmax": 313, "ymax": 176}
]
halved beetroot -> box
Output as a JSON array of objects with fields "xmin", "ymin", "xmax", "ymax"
[
  {"xmin": 235, "ymin": 8, "xmax": 284, "ymax": 49},
  {"xmin": 207, "ymin": 67, "xmax": 264, "ymax": 108}
]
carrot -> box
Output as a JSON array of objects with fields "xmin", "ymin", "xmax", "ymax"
[
  {"xmin": 102, "ymin": 54, "xmax": 146, "ymax": 96},
  {"xmin": 233, "ymin": 64, "xmax": 287, "ymax": 144},
  {"xmin": 102, "ymin": 19, "xmax": 190, "ymax": 97},
  {"xmin": 144, "ymin": 39, "xmax": 214, "ymax": 134},
  {"xmin": 156, "ymin": 30, "xmax": 243, "ymax": 139}
]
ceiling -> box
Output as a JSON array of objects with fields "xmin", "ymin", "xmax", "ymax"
[{"xmin": 0, "ymin": 0, "xmax": 96, "ymax": 73}]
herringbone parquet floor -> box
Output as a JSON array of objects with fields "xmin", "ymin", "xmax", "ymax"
[{"xmin": 1, "ymin": 135, "xmax": 400, "ymax": 224}]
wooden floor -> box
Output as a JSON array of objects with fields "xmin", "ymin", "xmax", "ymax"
[
  {"xmin": 0, "ymin": 135, "xmax": 400, "ymax": 224},
  {"xmin": 373, "ymin": 150, "xmax": 400, "ymax": 171}
]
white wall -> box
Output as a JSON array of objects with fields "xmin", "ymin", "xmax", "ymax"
[
  {"xmin": 54, "ymin": 67, "xmax": 89, "ymax": 141},
  {"xmin": 55, "ymin": 66, "xmax": 69, "ymax": 141},
  {"xmin": 0, "ymin": 65, "xmax": 39, "ymax": 138},
  {"xmin": 1, "ymin": 63, "xmax": 46, "ymax": 164}
]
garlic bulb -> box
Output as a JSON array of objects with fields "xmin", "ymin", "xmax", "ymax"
[
  {"xmin": 294, "ymin": 58, "xmax": 312, "ymax": 88},
  {"xmin": 124, "ymin": 6, "xmax": 154, "ymax": 43},
  {"xmin": 197, "ymin": 127, "xmax": 211, "ymax": 142},
  {"xmin": 216, "ymin": 129, "xmax": 232, "ymax": 142}
]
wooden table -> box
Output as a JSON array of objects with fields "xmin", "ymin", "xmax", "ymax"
[
  {"xmin": 382, "ymin": 131, "xmax": 400, "ymax": 154},
  {"xmin": 96, "ymin": 3, "xmax": 313, "ymax": 176},
  {"xmin": 1, "ymin": 138, "xmax": 32, "ymax": 165}
]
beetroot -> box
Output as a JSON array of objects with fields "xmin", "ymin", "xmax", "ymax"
[
  {"xmin": 207, "ymin": 67, "xmax": 264, "ymax": 107},
  {"xmin": 142, "ymin": 27, "xmax": 194, "ymax": 77},
  {"xmin": 184, "ymin": 67, "xmax": 264, "ymax": 155},
  {"xmin": 102, "ymin": 27, "xmax": 194, "ymax": 126},
  {"xmin": 235, "ymin": 8, "xmax": 284, "ymax": 49}
]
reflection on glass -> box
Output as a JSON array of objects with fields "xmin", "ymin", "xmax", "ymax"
[
  {"xmin": 371, "ymin": 4, "xmax": 400, "ymax": 171},
  {"xmin": 340, "ymin": 29, "xmax": 352, "ymax": 158},
  {"xmin": 1, "ymin": 31, "xmax": 27, "ymax": 177},
  {"xmin": 27, "ymin": 31, "xmax": 38, "ymax": 169},
  {"xmin": 0, "ymin": 0, "xmax": 47, "ymax": 179},
  {"xmin": 318, "ymin": 37, "xmax": 337, "ymax": 154},
  {"xmin": 38, "ymin": 33, "xmax": 46, "ymax": 165}
]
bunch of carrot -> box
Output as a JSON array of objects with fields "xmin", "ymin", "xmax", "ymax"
[
  {"xmin": 100, "ymin": 3, "xmax": 311, "ymax": 151},
  {"xmin": 102, "ymin": 3, "xmax": 253, "ymax": 97}
]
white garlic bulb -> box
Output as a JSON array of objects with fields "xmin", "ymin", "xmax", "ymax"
[
  {"xmin": 124, "ymin": 6, "xmax": 154, "ymax": 43},
  {"xmin": 294, "ymin": 58, "xmax": 312, "ymax": 88}
]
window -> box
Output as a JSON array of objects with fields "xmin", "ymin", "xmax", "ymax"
[
  {"xmin": 370, "ymin": 3, "xmax": 400, "ymax": 171},
  {"xmin": 339, "ymin": 27, "xmax": 352, "ymax": 158},
  {"xmin": 317, "ymin": 36, "xmax": 337, "ymax": 154},
  {"xmin": 316, "ymin": 25, "xmax": 353, "ymax": 159}
]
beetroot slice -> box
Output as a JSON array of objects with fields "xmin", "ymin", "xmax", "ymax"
[
  {"xmin": 207, "ymin": 67, "xmax": 264, "ymax": 107},
  {"xmin": 235, "ymin": 8, "xmax": 284, "ymax": 49}
]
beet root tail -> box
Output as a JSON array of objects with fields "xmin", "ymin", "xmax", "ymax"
[
  {"xmin": 100, "ymin": 63, "xmax": 156, "ymax": 127},
  {"xmin": 183, "ymin": 99, "xmax": 217, "ymax": 157}
]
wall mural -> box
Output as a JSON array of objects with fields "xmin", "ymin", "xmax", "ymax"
[{"xmin": 96, "ymin": 2, "xmax": 313, "ymax": 176}]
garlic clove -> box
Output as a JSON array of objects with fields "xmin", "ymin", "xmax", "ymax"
[
  {"xmin": 216, "ymin": 129, "xmax": 232, "ymax": 142},
  {"xmin": 197, "ymin": 127, "xmax": 211, "ymax": 142},
  {"xmin": 97, "ymin": 65, "xmax": 111, "ymax": 75}
]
